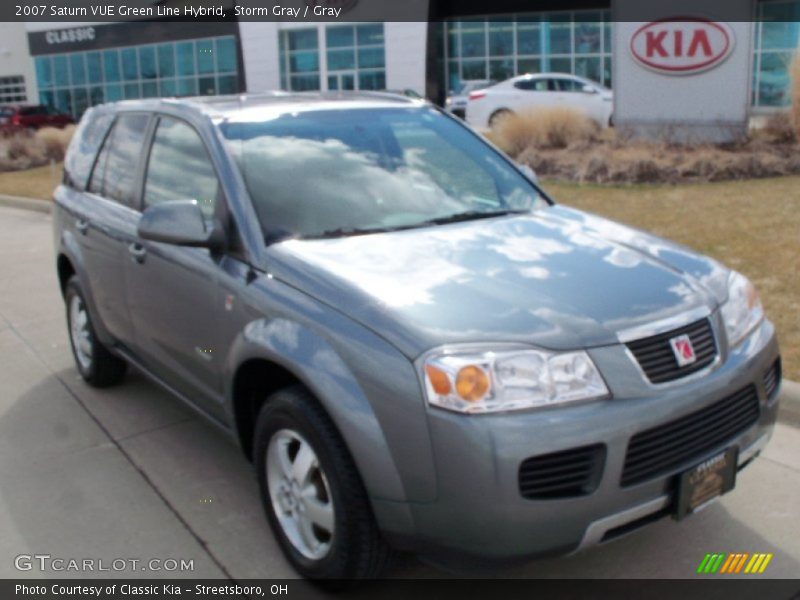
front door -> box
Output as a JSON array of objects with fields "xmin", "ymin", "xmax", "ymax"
[
  {"xmin": 125, "ymin": 115, "xmax": 227, "ymax": 420},
  {"xmin": 78, "ymin": 112, "xmax": 151, "ymax": 346}
]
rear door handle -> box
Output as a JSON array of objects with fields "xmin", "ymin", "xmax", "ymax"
[
  {"xmin": 128, "ymin": 243, "xmax": 147, "ymax": 263},
  {"xmin": 75, "ymin": 219, "xmax": 89, "ymax": 234}
]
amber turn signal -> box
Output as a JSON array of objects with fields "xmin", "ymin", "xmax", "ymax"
[
  {"xmin": 425, "ymin": 364, "xmax": 452, "ymax": 395},
  {"xmin": 455, "ymin": 365, "xmax": 490, "ymax": 402}
]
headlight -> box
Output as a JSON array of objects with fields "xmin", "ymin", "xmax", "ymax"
[
  {"xmin": 422, "ymin": 348, "xmax": 609, "ymax": 414},
  {"xmin": 720, "ymin": 271, "xmax": 764, "ymax": 347}
]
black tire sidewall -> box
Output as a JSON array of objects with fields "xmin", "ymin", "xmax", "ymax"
[
  {"xmin": 65, "ymin": 278, "xmax": 97, "ymax": 381},
  {"xmin": 254, "ymin": 389, "xmax": 366, "ymax": 581}
]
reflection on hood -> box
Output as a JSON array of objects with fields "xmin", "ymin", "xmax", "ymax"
[{"xmin": 269, "ymin": 205, "xmax": 729, "ymax": 357}]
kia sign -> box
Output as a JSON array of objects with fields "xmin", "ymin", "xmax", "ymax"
[{"xmin": 630, "ymin": 18, "xmax": 735, "ymax": 75}]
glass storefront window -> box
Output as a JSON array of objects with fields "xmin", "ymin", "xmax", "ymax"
[
  {"xmin": 357, "ymin": 24, "xmax": 384, "ymax": 45},
  {"xmin": 158, "ymin": 44, "xmax": 176, "ymax": 77},
  {"xmin": 358, "ymin": 47, "xmax": 384, "ymax": 69},
  {"xmin": 70, "ymin": 54, "xmax": 86, "ymax": 86},
  {"xmin": 36, "ymin": 35, "xmax": 240, "ymax": 118},
  {"xmin": 280, "ymin": 29, "xmax": 321, "ymax": 91},
  {"xmin": 121, "ymin": 48, "xmax": 138, "ymax": 81},
  {"xmin": 279, "ymin": 24, "xmax": 385, "ymax": 93},
  {"xmin": 444, "ymin": 10, "xmax": 612, "ymax": 94},
  {"xmin": 54, "ymin": 56, "xmax": 69, "ymax": 87},
  {"xmin": 318, "ymin": 23, "xmax": 386, "ymax": 92},
  {"xmin": 489, "ymin": 21, "xmax": 514, "ymax": 57},
  {"xmin": 197, "ymin": 40, "xmax": 214, "ymax": 74},
  {"xmin": 35, "ymin": 57, "xmax": 52, "ymax": 88},
  {"xmin": 328, "ymin": 49, "xmax": 355, "ymax": 70},
  {"xmin": 87, "ymin": 52, "xmax": 102, "ymax": 82},
  {"xmin": 139, "ymin": 46, "xmax": 157, "ymax": 80},
  {"xmin": 753, "ymin": 1, "xmax": 800, "ymax": 108},
  {"xmin": 103, "ymin": 50, "xmax": 120, "ymax": 83},
  {"xmin": 177, "ymin": 42, "xmax": 195, "ymax": 76},
  {"xmin": 216, "ymin": 38, "xmax": 237, "ymax": 73},
  {"xmin": 327, "ymin": 25, "xmax": 354, "ymax": 48}
]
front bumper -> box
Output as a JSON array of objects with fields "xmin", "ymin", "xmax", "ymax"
[{"xmin": 376, "ymin": 316, "xmax": 780, "ymax": 560}]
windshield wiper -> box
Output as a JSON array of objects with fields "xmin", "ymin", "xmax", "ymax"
[
  {"xmin": 305, "ymin": 226, "xmax": 397, "ymax": 239},
  {"xmin": 419, "ymin": 209, "xmax": 528, "ymax": 226},
  {"xmin": 303, "ymin": 210, "xmax": 528, "ymax": 240}
]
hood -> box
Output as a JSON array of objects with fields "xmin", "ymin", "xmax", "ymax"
[{"xmin": 268, "ymin": 205, "xmax": 729, "ymax": 358}]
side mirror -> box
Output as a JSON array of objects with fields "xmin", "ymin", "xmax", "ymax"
[
  {"xmin": 137, "ymin": 200, "xmax": 224, "ymax": 249},
  {"xmin": 517, "ymin": 163, "xmax": 539, "ymax": 184},
  {"xmin": 582, "ymin": 84, "xmax": 598, "ymax": 94}
]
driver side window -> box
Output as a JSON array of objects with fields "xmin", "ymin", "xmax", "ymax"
[{"xmin": 144, "ymin": 117, "xmax": 219, "ymax": 218}]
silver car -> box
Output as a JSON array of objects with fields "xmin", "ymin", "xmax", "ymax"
[{"xmin": 54, "ymin": 93, "xmax": 780, "ymax": 583}]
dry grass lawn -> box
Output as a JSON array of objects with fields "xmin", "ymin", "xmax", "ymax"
[
  {"xmin": 548, "ymin": 177, "xmax": 799, "ymax": 380},
  {"xmin": 0, "ymin": 162, "xmax": 61, "ymax": 200},
  {"xmin": 0, "ymin": 164, "xmax": 796, "ymax": 379}
]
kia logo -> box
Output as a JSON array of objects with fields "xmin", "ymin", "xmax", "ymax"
[{"xmin": 630, "ymin": 18, "xmax": 735, "ymax": 75}]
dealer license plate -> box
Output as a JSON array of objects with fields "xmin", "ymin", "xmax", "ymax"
[{"xmin": 675, "ymin": 447, "xmax": 738, "ymax": 520}]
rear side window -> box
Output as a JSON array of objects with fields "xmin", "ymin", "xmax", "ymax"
[
  {"xmin": 63, "ymin": 110, "xmax": 113, "ymax": 190},
  {"xmin": 556, "ymin": 79, "xmax": 583, "ymax": 92},
  {"xmin": 143, "ymin": 117, "xmax": 219, "ymax": 218},
  {"xmin": 88, "ymin": 113, "xmax": 150, "ymax": 207},
  {"xmin": 514, "ymin": 78, "xmax": 550, "ymax": 92}
]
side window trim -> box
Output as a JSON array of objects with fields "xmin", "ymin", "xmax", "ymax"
[
  {"xmin": 86, "ymin": 111, "xmax": 153, "ymax": 211},
  {"xmin": 141, "ymin": 113, "xmax": 225, "ymax": 214},
  {"xmin": 141, "ymin": 113, "xmax": 245, "ymax": 259},
  {"xmin": 86, "ymin": 114, "xmax": 119, "ymax": 198},
  {"xmin": 129, "ymin": 113, "xmax": 159, "ymax": 213}
]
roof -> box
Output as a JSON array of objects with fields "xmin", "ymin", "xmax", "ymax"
[{"xmin": 100, "ymin": 91, "xmax": 426, "ymax": 121}]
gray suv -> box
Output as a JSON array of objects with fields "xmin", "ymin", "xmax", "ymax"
[{"xmin": 54, "ymin": 93, "xmax": 781, "ymax": 582}]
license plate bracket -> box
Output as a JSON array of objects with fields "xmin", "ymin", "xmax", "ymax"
[{"xmin": 675, "ymin": 447, "xmax": 738, "ymax": 520}]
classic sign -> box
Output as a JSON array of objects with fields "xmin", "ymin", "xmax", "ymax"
[{"xmin": 630, "ymin": 18, "xmax": 735, "ymax": 75}]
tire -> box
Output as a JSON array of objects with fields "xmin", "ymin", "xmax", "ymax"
[
  {"xmin": 489, "ymin": 108, "xmax": 512, "ymax": 128},
  {"xmin": 254, "ymin": 386, "xmax": 393, "ymax": 584},
  {"xmin": 65, "ymin": 276, "xmax": 127, "ymax": 387}
]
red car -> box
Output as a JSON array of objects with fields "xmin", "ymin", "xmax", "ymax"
[{"xmin": 0, "ymin": 105, "xmax": 74, "ymax": 132}]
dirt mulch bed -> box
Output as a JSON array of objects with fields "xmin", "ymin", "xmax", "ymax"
[{"xmin": 516, "ymin": 138, "xmax": 800, "ymax": 185}]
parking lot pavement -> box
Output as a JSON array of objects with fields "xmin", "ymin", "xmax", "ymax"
[{"xmin": 0, "ymin": 204, "xmax": 799, "ymax": 580}]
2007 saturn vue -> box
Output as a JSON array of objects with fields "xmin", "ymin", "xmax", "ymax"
[{"xmin": 53, "ymin": 93, "xmax": 781, "ymax": 581}]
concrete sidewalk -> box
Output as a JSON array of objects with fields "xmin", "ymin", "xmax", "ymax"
[{"xmin": 0, "ymin": 204, "xmax": 798, "ymax": 580}]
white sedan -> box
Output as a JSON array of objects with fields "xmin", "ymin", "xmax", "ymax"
[{"xmin": 465, "ymin": 73, "xmax": 614, "ymax": 129}]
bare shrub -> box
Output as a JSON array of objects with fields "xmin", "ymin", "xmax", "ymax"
[
  {"xmin": 763, "ymin": 112, "xmax": 796, "ymax": 144},
  {"xmin": 35, "ymin": 125, "xmax": 76, "ymax": 161},
  {"xmin": 488, "ymin": 107, "xmax": 598, "ymax": 154}
]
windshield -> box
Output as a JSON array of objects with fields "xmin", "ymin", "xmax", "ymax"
[{"xmin": 221, "ymin": 106, "xmax": 546, "ymax": 242}]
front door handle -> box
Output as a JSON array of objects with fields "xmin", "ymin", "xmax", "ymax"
[
  {"xmin": 75, "ymin": 219, "xmax": 89, "ymax": 234},
  {"xmin": 128, "ymin": 243, "xmax": 147, "ymax": 263}
]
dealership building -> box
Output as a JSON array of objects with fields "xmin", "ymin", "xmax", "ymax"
[{"xmin": 0, "ymin": 0, "xmax": 797, "ymax": 140}]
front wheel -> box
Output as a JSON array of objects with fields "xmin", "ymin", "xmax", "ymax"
[
  {"xmin": 489, "ymin": 108, "xmax": 512, "ymax": 128},
  {"xmin": 65, "ymin": 276, "xmax": 127, "ymax": 387},
  {"xmin": 254, "ymin": 386, "xmax": 393, "ymax": 583}
]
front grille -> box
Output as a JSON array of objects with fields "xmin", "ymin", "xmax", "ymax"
[
  {"xmin": 519, "ymin": 444, "xmax": 605, "ymax": 500},
  {"xmin": 764, "ymin": 358, "xmax": 782, "ymax": 400},
  {"xmin": 626, "ymin": 318, "xmax": 717, "ymax": 384},
  {"xmin": 621, "ymin": 385, "xmax": 760, "ymax": 487}
]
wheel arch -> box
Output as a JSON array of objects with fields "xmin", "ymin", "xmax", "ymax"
[{"xmin": 225, "ymin": 318, "xmax": 411, "ymax": 504}]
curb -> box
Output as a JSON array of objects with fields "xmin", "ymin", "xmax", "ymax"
[
  {"xmin": 0, "ymin": 193, "xmax": 51, "ymax": 214},
  {"xmin": 778, "ymin": 379, "xmax": 800, "ymax": 427}
]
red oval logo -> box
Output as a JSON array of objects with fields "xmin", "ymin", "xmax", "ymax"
[{"xmin": 630, "ymin": 18, "xmax": 735, "ymax": 75}]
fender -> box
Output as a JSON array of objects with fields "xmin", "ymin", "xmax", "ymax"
[{"xmin": 224, "ymin": 316, "xmax": 437, "ymax": 504}]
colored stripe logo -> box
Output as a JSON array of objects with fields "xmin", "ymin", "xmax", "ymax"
[{"xmin": 697, "ymin": 552, "xmax": 773, "ymax": 574}]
